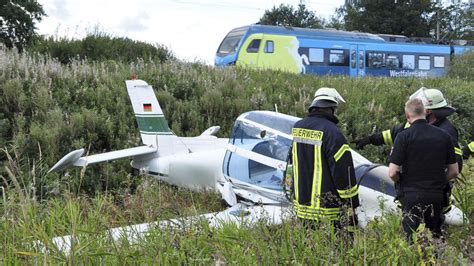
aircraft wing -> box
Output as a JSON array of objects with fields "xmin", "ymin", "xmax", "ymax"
[
  {"xmin": 48, "ymin": 146, "xmax": 157, "ymax": 173},
  {"xmin": 46, "ymin": 203, "xmax": 290, "ymax": 255}
]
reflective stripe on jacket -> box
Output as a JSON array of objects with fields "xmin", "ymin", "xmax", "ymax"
[
  {"xmin": 292, "ymin": 111, "xmax": 359, "ymax": 221},
  {"xmin": 369, "ymin": 119, "xmax": 462, "ymax": 172}
]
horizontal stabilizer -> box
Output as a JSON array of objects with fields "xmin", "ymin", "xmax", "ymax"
[
  {"xmin": 200, "ymin": 126, "xmax": 220, "ymax": 136},
  {"xmin": 48, "ymin": 146, "xmax": 157, "ymax": 173},
  {"xmin": 48, "ymin": 148, "xmax": 85, "ymax": 173}
]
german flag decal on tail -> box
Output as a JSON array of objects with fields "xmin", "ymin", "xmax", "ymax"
[{"xmin": 143, "ymin": 103, "xmax": 152, "ymax": 112}]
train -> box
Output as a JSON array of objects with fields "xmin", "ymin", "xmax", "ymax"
[{"xmin": 214, "ymin": 24, "xmax": 472, "ymax": 78}]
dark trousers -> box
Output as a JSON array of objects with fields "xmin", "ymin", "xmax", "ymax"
[{"xmin": 400, "ymin": 191, "xmax": 444, "ymax": 240}]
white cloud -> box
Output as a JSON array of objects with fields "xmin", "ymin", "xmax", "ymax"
[
  {"xmin": 118, "ymin": 12, "xmax": 150, "ymax": 32},
  {"xmin": 44, "ymin": 0, "xmax": 70, "ymax": 20}
]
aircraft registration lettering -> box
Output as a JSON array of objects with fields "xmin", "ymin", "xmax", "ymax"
[{"xmin": 292, "ymin": 128, "xmax": 323, "ymax": 141}]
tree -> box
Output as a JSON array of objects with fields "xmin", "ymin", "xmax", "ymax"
[
  {"xmin": 338, "ymin": 0, "xmax": 434, "ymax": 37},
  {"xmin": 259, "ymin": 4, "xmax": 323, "ymax": 29},
  {"xmin": 325, "ymin": 7, "xmax": 346, "ymax": 30},
  {"xmin": 433, "ymin": 3, "xmax": 474, "ymax": 42},
  {"xmin": 0, "ymin": 0, "xmax": 45, "ymax": 51}
]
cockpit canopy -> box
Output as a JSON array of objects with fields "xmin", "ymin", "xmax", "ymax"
[
  {"xmin": 222, "ymin": 111, "xmax": 395, "ymax": 199},
  {"xmin": 223, "ymin": 111, "xmax": 299, "ymax": 190}
]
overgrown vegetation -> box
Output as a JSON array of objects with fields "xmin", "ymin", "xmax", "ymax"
[
  {"xmin": 0, "ymin": 45, "xmax": 473, "ymax": 263},
  {"xmin": 448, "ymin": 50, "xmax": 474, "ymax": 82},
  {"xmin": 28, "ymin": 32, "xmax": 174, "ymax": 64}
]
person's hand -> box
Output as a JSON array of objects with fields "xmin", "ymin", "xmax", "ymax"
[
  {"xmin": 352, "ymin": 136, "xmax": 371, "ymax": 149},
  {"xmin": 462, "ymin": 145, "xmax": 471, "ymax": 159}
]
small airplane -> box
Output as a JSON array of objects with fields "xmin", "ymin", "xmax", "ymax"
[{"xmin": 48, "ymin": 79, "xmax": 465, "ymax": 252}]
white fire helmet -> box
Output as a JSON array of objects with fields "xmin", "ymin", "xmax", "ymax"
[
  {"xmin": 409, "ymin": 87, "xmax": 448, "ymax": 110},
  {"xmin": 309, "ymin": 87, "xmax": 346, "ymax": 109}
]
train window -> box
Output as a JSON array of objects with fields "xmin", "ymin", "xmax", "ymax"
[
  {"xmin": 367, "ymin": 52, "xmax": 385, "ymax": 68},
  {"xmin": 418, "ymin": 55, "xmax": 431, "ymax": 70},
  {"xmin": 309, "ymin": 48, "xmax": 324, "ymax": 63},
  {"xmin": 264, "ymin": 41, "xmax": 274, "ymax": 53},
  {"xmin": 359, "ymin": 50, "xmax": 364, "ymax": 68},
  {"xmin": 386, "ymin": 55, "xmax": 400, "ymax": 69},
  {"xmin": 247, "ymin": 39, "xmax": 261, "ymax": 53},
  {"xmin": 434, "ymin": 56, "xmax": 445, "ymax": 68},
  {"xmin": 402, "ymin": 55, "xmax": 415, "ymax": 69},
  {"xmin": 329, "ymin": 49, "xmax": 345, "ymax": 64},
  {"xmin": 351, "ymin": 49, "xmax": 356, "ymax": 68}
]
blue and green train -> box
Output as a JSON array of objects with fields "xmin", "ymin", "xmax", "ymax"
[{"xmin": 215, "ymin": 24, "xmax": 472, "ymax": 77}]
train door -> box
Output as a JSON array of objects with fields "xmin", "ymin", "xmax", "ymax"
[
  {"xmin": 350, "ymin": 45, "xmax": 366, "ymax": 77},
  {"xmin": 236, "ymin": 33, "xmax": 263, "ymax": 68}
]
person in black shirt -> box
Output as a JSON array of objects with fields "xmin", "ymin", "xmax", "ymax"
[
  {"xmin": 353, "ymin": 87, "xmax": 462, "ymax": 173},
  {"xmin": 354, "ymin": 88, "xmax": 461, "ymax": 214},
  {"xmin": 388, "ymin": 98, "xmax": 458, "ymax": 241}
]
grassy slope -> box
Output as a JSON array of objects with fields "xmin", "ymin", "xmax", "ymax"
[{"xmin": 0, "ymin": 48, "xmax": 473, "ymax": 263}]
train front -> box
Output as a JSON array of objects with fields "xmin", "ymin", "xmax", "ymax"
[{"xmin": 214, "ymin": 26, "xmax": 248, "ymax": 66}]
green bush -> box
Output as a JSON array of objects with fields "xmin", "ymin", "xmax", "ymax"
[
  {"xmin": 448, "ymin": 50, "xmax": 474, "ymax": 81},
  {"xmin": 28, "ymin": 32, "xmax": 174, "ymax": 64}
]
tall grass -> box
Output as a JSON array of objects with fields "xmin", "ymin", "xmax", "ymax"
[
  {"xmin": 0, "ymin": 167, "xmax": 472, "ymax": 264},
  {"xmin": 0, "ymin": 46, "xmax": 473, "ymax": 263}
]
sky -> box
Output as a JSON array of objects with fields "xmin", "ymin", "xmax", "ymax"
[{"xmin": 36, "ymin": 0, "xmax": 344, "ymax": 64}]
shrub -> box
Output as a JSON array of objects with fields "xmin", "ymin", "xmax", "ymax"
[
  {"xmin": 28, "ymin": 32, "xmax": 174, "ymax": 64},
  {"xmin": 448, "ymin": 50, "xmax": 474, "ymax": 81}
]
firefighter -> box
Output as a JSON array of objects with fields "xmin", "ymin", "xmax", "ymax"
[
  {"xmin": 291, "ymin": 87, "xmax": 359, "ymax": 230},
  {"xmin": 388, "ymin": 98, "xmax": 459, "ymax": 241},
  {"xmin": 463, "ymin": 141, "xmax": 474, "ymax": 159},
  {"xmin": 353, "ymin": 87, "xmax": 462, "ymax": 169},
  {"xmin": 353, "ymin": 87, "xmax": 462, "ymax": 213}
]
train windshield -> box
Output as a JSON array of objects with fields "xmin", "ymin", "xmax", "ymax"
[{"xmin": 216, "ymin": 27, "xmax": 247, "ymax": 56}]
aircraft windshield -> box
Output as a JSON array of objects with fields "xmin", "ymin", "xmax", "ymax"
[
  {"xmin": 223, "ymin": 111, "xmax": 299, "ymax": 190},
  {"xmin": 216, "ymin": 28, "xmax": 247, "ymax": 56},
  {"xmin": 242, "ymin": 111, "xmax": 299, "ymax": 136}
]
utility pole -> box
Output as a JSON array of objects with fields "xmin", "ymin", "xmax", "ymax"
[
  {"xmin": 436, "ymin": 9, "xmax": 440, "ymax": 41},
  {"xmin": 432, "ymin": 0, "xmax": 441, "ymax": 42}
]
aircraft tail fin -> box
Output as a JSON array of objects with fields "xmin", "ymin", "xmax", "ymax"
[{"xmin": 125, "ymin": 79, "xmax": 175, "ymax": 148}]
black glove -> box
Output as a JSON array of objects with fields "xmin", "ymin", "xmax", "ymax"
[
  {"xmin": 352, "ymin": 136, "xmax": 371, "ymax": 150},
  {"xmin": 463, "ymin": 145, "xmax": 471, "ymax": 159}
]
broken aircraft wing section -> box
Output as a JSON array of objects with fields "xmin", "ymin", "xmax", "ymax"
[{"xmin": 45, "ymin": 203, "xmax": 291, "ymax": 255}]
